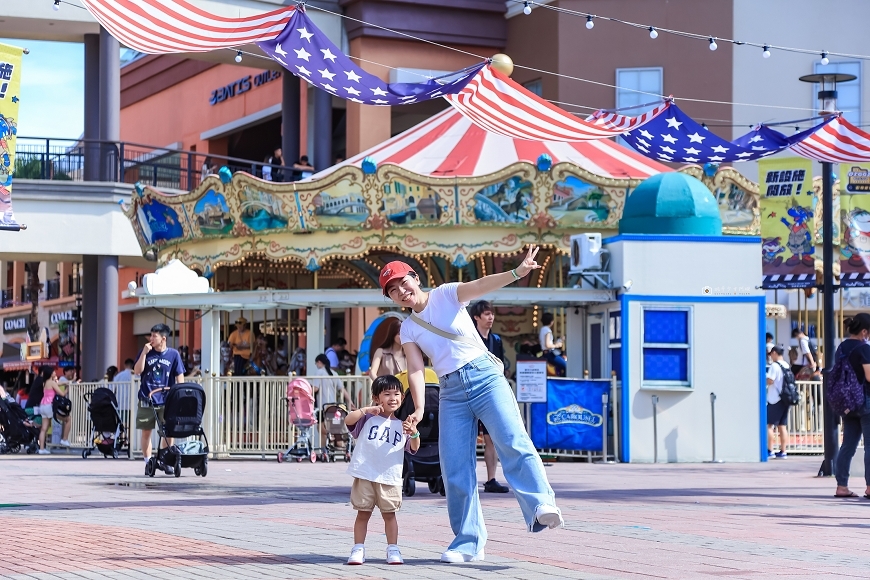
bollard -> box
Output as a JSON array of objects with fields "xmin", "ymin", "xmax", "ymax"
[
  {"xmin": 705, "ymin": 392, "xmax": 724, "ymax": 463},
  {"xmin": 600, "ymin": 392, "xmax": 615, "ymax": 463},
  {"xmin": 651, "ymin": 395, "xmax": 659, "ymax": 464}
]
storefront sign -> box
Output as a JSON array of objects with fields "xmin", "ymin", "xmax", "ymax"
[
  {"xmin": 516, "ymin": 360, "xmax": 548, "ymax": 403},
  {"xmin": 2, "ymin": 314, "xmax": 27, "ymax": 334},
  {"xmin": 49, "ymin": 309, "xmax": 75, "ymax": 326},
  {"xmin": 209, "ymin": 70, "xmax": 281, "ymax": 106}
]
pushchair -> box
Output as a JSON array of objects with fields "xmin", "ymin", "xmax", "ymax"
[
  {"xmin": 0, "ymin": 397, "xmax": 39, "ymax": 455},
  {"xmin": 144, "ymin": 382, "xmax": 209, "ymax": 478},
  {"xmin": 277, "ymin": 378, "xmax": 318, "ymax": 463},
  {"xmin": 395, "ymin": 369, "xmax": 444, "ymax": 497},
  {"xmin": 81, "ymin": 387, "xmax": 129, "ymax": 459},
  {"xmin": 319, "ymin": 402, "xmax": 352, "ymax": 463}
]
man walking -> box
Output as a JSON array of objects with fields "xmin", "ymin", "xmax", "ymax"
[
  {"xmin": 791, "ymin": 328, "xmax": 816, "ymax": 377},
  {"xmin": 766, "ymin": 346, "xmax": 790, "ymax": 459},
  {"xmin": 325, "ymin": 337, "xmax": 347, "ymax": 370},
  {"xmin": 134, "ymin": 324, "xmax": 185, "ymax": 474},
  {"xmin": 469, "ymin": 300, "xmax": 510, "ymax": 493}
]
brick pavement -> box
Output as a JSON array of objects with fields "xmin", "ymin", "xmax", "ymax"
[{"xmin": 1, "ymin": 454, "xmax": 869, "ymax": 579}]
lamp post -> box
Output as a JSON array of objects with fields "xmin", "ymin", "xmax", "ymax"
[{"xmin": 798, "ymin": 72, "xmax": 857, "ymax": 477}]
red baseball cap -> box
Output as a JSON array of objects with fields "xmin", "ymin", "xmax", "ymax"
[{"xmin": 379, "ymin": 261, "xmax": 416, "ymax": 296}]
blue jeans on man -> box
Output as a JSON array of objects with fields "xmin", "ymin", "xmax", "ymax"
[{"xmin": 835, "ymin": 397, "xmax": 870, "ymax": 488}]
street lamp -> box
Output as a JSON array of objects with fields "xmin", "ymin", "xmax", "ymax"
[{"xmin": 798, "ymin": 71, "xmax": 857, "ymax": 477}]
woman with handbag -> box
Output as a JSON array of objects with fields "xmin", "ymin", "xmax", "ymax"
[{"xmin": 379, "ymin": 246, "xmax": 562, "ymax": 564}]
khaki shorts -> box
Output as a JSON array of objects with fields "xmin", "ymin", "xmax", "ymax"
[
  {"xmin": 135, "ymin": 401, "xmax": 165, "ymax": 431},
  {"xmin": 350, "ymin": 478, "xmax": 402, "ymax": 513}
]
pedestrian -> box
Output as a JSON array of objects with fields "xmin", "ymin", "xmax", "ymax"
[
  {"xmin": 292, "ymin": 155, "xmax": 315, "ymax": 180},
  {"xmin": 267, "ymin": 148, "xmax": 285, "ymax": 182},
  {"xmin": 369, "ymin": 318, "xmax": 407, "ymax": 379},
  {"xmin": 539, "ymin": 312, "xmax": 566, "ymax": 377},
  {"xmin": 380, "ymin": 247, "xmax": 562, "ymax": 563},
  {"xmin": 57, "ymin": 367, "xmax": 78, "ymax": 387},
  {"xmin": 227, "ymin": 317, "xmax": 252, "ymax": 376},
  {"xmin": 833, "ymin": 313, "xmax": 870, "ymax": 498},
  {"xmin": 105, "ymin": 366, "xmax": 118, "ymax": 382},
  {"xmin": 113, "ymin": 359, "xmax": 135, "ymax": 419},
  {"xmin": 791, "ymin": 328, "xmax": 817, "ymax": 378},
  {"xmin": 765, "ymin": 333, "xmax": 775, "ymax": 364},
  {"xmin": 344, "ymin": 375, "xmax": 420, "ymax": 565},
  {"xmin": 312, "ymin": 354, "xmax": 354, "ymax": 410},
  {"xmin": 468, "ymin": 300, "xmax": 509, "ymax": 494},
  {"xmin": 325, "ymin": 337, "xmax": 347, "ymax": 370},
  {"xmin": 200, "ymin": 156, "xmax": 214, "ymax": 183},
  {"xmin": 29, "ymin": 367, "xmax": 70, "ymax": 454},
  {"xmin": 766, "ymin": 346, "xmax": 790, "ymax": 459},
  {"xmin": 133, "ymin": 323, "xmax": 185, "ymax": 474}
]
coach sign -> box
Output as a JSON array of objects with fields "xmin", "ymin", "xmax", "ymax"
[
  {"xmin": 3, "ymin": 314, "xmax": 28, "ymax": 334},
  {"xmin": 50, "ymin": 309, "xmax": 75, "ymax": 327}
]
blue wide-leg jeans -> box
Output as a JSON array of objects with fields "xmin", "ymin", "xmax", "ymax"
[{"xmin": 439, "ymin": 354, "xmax": 557, "ymax": 556}]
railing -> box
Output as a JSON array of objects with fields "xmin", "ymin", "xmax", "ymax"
[
  {"xmin": 788, "ymin": 380, "xmax": 825, "ymax": 454},
  {"xmin": 64, "ymin": 380, "xmax": 138, "ymax": 455},
  {"xmin": 0, "ymin": 289, "xmax": 11, "ymax": 308},
  {"xmin": 15, "ymin": 137, "xmax": 307, "ymax": 190},
  {"xmin": 45, "ymin": 279, "xmax": 61, "ymax": 301}
]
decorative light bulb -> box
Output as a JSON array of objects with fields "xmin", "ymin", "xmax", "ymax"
[
  {"xmin": 585, "ymin": 15, "xmax": 594, "ymax": 29},
  {"xmin": 523, "ymin": 1, "xmax": 531, "ymax": 15},
  {"xmin": 234, "ymin": 51, "xmax": 243, "ymax": 63},
  {"xmin": 820, "ymin": 51, "xmax": 829, "ymax": 66},
  {"xmin": 762, "ymin": 45, "xmax": 771, "ymax": 58},
  {"xmin": 649, "ymin": 27, "xmax": 658, "ymax": 39},
  {"xmin": 53, "ymin": 0, "xmax": 60, "ymax": 10},
  {"xmin": 708, "ymin": 37, "xmax": 717, "ymax": 51}
]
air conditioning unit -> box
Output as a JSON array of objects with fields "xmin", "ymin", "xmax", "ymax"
[{"xmin": 569, "ymin": 233, "xmax": 602, "ymax": 273}]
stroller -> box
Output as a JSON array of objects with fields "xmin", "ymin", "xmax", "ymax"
[
  {"xmin": 319, "ymin": 403, "xmax": 352, "ymax": 462},
  {"xmin": 277, "ymin": 378, "xmax": 318, "ymax": 463},
  {"xmin": 81, "ymin": 387, "xmax": 129, "ymax": 459},
  {"xmin": 144, "ymin": 382, "xmax": 209, "ymax": 478},
  {"xmin": 395, "ymin": 369, "xmax": 444, "ymax": 497},
  {"xmin": 0, "ymin": 396, "xmax": 39, "ymax": 455}
]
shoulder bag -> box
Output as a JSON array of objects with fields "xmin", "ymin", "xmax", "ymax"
[{"xmin": 409, "ymin": 313, "xmax": 505, "ymax": 374}]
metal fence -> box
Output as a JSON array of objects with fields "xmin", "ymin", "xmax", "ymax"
[{"xmin": 787, "ymin": 380, "xmax": 825, "ymax": 454}]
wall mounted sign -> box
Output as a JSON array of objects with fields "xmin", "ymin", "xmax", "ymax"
[
  {"xmin": 2, "ymin": 314, "xmax": 27, "ymax": 334},
  {"xmin": 209, "ymin": 70, "xmax": 281, "ymax": 106},
  {"xmin": 50, "ymin": 309, "xmax": 75, "ymax": 326}
]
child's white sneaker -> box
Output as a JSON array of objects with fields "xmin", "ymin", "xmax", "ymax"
[
  {"xmin": 347, "ymin": 544, "xmax": 365, "ymax": 565},
  {"xmin": 386, "ymin": 545, "xmax": 403, "ymax": 565},
  {"xmin": 440, "ymin": 549, "xmax": 484, "ymax": 563},
  {"xmin": 535, "ymin": 504, "xmax": 564, "ymax": 529}
]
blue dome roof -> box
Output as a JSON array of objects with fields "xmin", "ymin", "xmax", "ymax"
[{"xmin": 619, "ymin": 173, "xmax": 722, "ymax": 235}]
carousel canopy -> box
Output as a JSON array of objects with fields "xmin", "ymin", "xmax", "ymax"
[{"xmin": 312, "ymin": 107, "xmax": 670, "ymax": 181}]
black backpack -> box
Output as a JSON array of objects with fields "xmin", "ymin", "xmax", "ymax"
[{"xmin": 778, "ymin": 361, "xmax": 800, "ymax": 406}]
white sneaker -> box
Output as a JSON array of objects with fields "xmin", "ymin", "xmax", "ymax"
[
  {"xmin": 60, "ymin": 440, "xmax": 70, "ymax": 447},
  {"xmin": 440, "ymin": 549, "xmax": 485, "ymax": 563},
  {"xmin": 347, "ymin": 544, "xmax": 365, "ymax": 565},
  {"xmin": 535, "ymin": 504, "xmax": 564, "ymax": 529},
  {"xmin": 386, "ymin": 545, "xmax": 403, "ymax": 565},
  {"xmin": 37, "ymin": 449, "xmax": 50, "ymax": 455}
]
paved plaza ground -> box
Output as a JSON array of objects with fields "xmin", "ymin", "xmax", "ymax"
[{"xmin": 1, "ymin": 453, "xmax": 869, "ymax": 579}]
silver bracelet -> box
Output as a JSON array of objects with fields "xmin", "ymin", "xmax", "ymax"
[{"xmin": 510, "ymin": 269, "xmax": 521, "ymax": 280}]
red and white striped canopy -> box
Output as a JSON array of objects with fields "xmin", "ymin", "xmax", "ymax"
[
  {"xmin": 81, "ymin": 0, "xmax": 293, "ymax": 54},
  {"xmin": 314, "ymin": 106, "xmax": 669, "ymax": 180},
  {"xmin": 788, "ymin": 116, "xmax": 870, "ymax": 162}
]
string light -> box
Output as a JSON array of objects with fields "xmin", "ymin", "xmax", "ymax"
[
  {"xmin": 762, "ymin": 45, "xmax": 771, "ymax": 59},
  {"xmin": 585, "ymin": 15, "xmax": 594, "ymax": 29},
  {"xmin": 523, "ymin": 1, "xmax": 531, "ymax": 15},
  {"xmin": 708, "ymin": 37, "xmax": 718, "ymax": 51},
  {"xmin": 53, "ymin": 0, "xmax": 60, "ymax": 9},
  {"xmin": 234, "ymin": 51, "xmax": 243, "ymax": 63},
  {"xmin": 648, "ymin": 27, "xmax": 658, "ymax": 39},
  {"xmin": 820, "ymin": 51, "xmax": 829, "ymax": 66}
]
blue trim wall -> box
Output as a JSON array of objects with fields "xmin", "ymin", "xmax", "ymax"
[
  {"xmin": 619, "ymin": 294, "xmax": 767, "ymax": 463},
  {"xmin": 604, "ymin": 234, "xmax": 761, "ymax": 245}
]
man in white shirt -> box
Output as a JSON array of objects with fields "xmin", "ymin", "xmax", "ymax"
[
  {"xmin": 766, "ymin": 346, "xmax": 789, "ymax": 459},
  {"xmin": 790, "ymin": 328, "xmax": 816, "ymax": 376},
  {"xmin": 113, "ymin": 358, "xmax": 135, "ymax": 412}
]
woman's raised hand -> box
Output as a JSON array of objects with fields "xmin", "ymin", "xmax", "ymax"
[{"xmin": 515, "ymin": 246, "xmax": 541, "ymax": 278}]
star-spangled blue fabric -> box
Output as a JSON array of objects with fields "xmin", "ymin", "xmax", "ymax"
[{"xmin": 258, "ymin": 9, "xmax": 485, "ymax": 106}]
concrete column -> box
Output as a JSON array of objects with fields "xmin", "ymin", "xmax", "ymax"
[
  {"xmin": 199, "ymin": 308, "xmax": 221, "ymax": 454},
  {"xmin": 0, "ymin": 260, "xmax": 6, "ymax": 293},
  {"xmin": 281, "ymin": 72, "xmax": 300, "ymax": 173},
  {"xmin": 305, "ymin": 306, "xmax": 325, "ymax": 376},
  {"xmin": 566, "ymin": 307, "xmax": 585, "ymax": 379},
  {"xmin": 313, "ymin": 88, "xmax": 332, "ymax": 171},
  {"xmin": 81, "ymin": 256, "xmax": 99, "ymax": 381},
  {"xmin": 11, "ymin": 262, "xmax": 25, "ymax": 303},
  {"xmin": 95, "ymin": 255, "xmax": 119, "ymax": 378},
  {"xmin": 83, "ymin": 33, "xmax": 100, "ymax": 181},
  {"xmin": 99, "ymin": 27, "xmax": 120, "ymax": 182}
]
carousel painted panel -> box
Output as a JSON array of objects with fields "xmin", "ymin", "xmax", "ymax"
[
  {"xmin": 457, "ymin": 164, "xmax": 538, "ymax": 226},
  {"xmin": 132, "ymin": 186, "xmax": 189, "ymax": 246},
  {"xmin": 679, "ymin": 165, "xmax": 760, "ymax": 235},
  {"xmin": 376, "ymin": 166, "xmax": 453, "ymax": 227},
  {"xmin": 548, "ymin": 164, "xmax": 631, "ymax": 229}
]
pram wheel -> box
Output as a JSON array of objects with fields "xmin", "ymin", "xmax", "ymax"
[
  {"xmin": 276, "ymin": 453, "xmax": 284, "ymax": 463},
  {"xmin": 428, "ymin": 480, "xmax": 438, "ymax": 493},
  {"xmin": 145, "ymin": 458, "xmax": 156, "ymax": 477},
  {"xmin": 309, "ymin": 452, "xmax": 318, "ymax": 463},
  {"xmin": 438, "ymin": 477, "xmax": 445, "ymax": 496},
  {"xmin": 344, "ymin": 452, "xmax": 351, "ymax": 462},
  {"xmin": 295, "ymin": 456, "xmax": 303, "ymax": 463},
  {"xmin": 403, "ymin": 476, "xmax": 416, "ymax": 497},
  {"xmin": 174, "ymin": 458, "xmax": 182, "ymax": 477},
  {"xmin": 112, "ymin": 449, "xmax": 119, "ymax": 459},
  {"xmin": 82, "ymin": 449, "xmax": 90, "ymax": 459}
]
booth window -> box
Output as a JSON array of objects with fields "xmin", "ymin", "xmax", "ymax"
[{"xmin": 641, "ymin": 307, "xmax": 691, "ymax": 388}]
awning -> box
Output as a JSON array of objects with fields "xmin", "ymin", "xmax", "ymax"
[{"xmin": 310, "ymin": 107, "xmax": 669, "ymax": 181}]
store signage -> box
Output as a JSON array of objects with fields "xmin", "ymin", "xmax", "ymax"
[
  {"xmin": 3, "ymin": 315, "xmax": 28, "ymax": 334},
  {"xmin": 50, "ymin": 310, "xmax": 75, "ymax": 326},
  {"xmin": 209, "ymin": 70, "xmax": 282, "ymax": 106}
]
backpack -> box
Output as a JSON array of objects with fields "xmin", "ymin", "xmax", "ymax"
[
  {"xmin": 777, "ymin": 361, "xmax": 800, "ymax": 406},
  {"xmin": 829, "ymin": 349, "xmax": 866, "ymax": 416}
]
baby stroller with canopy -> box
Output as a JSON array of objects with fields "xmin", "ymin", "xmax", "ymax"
[
  {"xmin": 0, "ymin": 396, "xmax": 39, "ymax": 455},
  {"xmin": 144, "ymin": 382, "xmax": 209, "ymax": 478},
  {"xmin": 277, "ymin": 378, "xmax": 318, "ymax": 463},
  {"xmin": 396, "ymin": 369, "xmax": 444, "ymax": 497},
  {"xmin": 81, "ymin": 387, "xmax": 129, "ymax": 459},
  {"xmin": 319, "ymin": 402, "xmax": 352, "ymax": 462}
]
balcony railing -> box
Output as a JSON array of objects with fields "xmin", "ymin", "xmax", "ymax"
[
  {"xmin": 0, "ymin": 288, "xmax": 11, "ymax": 308},
  {"xmin": 15, "ymin": 137, "xmax": 306, "ymax": 191},
  {"xmin": 46, "ymin": 278, "xmax": 60, "ymax": 301}
]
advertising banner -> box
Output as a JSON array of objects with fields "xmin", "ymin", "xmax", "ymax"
[
  {"xmin": 759, "ymin": 157, "xmax": 815, "ymax": 288},
  {"xmin": 530, "ymin": 379, "xmax": 609, "ymax": 451},
  {"xmin": 0, "ymin": 43, "xmax": 21, "ymax": 230},
  {"xmin": 840, "ymin": 163, "xmax": 870, "ymax": 286}
]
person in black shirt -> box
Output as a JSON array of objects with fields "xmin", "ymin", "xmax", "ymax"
[
  {"xmin": 834, "ymin": 313, "xmax": 870, "ymax": 498},
  {"xmin": 469, "ymin": 300, "xmax": 509, "ymax": 494}
]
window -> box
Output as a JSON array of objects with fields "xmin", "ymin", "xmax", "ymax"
[
  {"xmin": 615, "ymin": 68, "xmax": 663, "ymax": 146},
  {"xmin": 641, "ymin": 307, "xmax": 691, "ymax": 388},
  {"xmin": 523, "ymin": 79, "xmax": 543, "ymax": 97},
  {"xmin": 609, "ymin": 311, "xmax": 622, "ymax": 380},
  {"xmin": 814, "ymin": 61, "xmax": 860, "ymax": 125}
]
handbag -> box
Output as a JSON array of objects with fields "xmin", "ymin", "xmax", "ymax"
[{"xmin": 408, "ymin": 313, "xmax": 505, "ymax": 374}]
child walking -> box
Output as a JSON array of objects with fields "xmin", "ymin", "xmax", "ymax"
[{"xmin": 345, "ymin": 375, "xmax": 420, "ymax": 565}]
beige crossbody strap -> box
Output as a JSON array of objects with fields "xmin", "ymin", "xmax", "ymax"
[{"xmin": 408, "ymin": 313, "xmax": 482, "ymax": 349}]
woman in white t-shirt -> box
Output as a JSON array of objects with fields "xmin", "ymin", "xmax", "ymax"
[{"xmin": 379, "ymin": 246, "xmax": 562, "ymax": 564}]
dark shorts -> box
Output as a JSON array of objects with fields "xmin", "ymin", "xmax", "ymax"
[
  {"xmin": 478, "ymin": 420, "xmax": 488, "ymax": 436},
  {"xmin": 767, "ymin": 399, "xmax": 790, "ymax": 427}
]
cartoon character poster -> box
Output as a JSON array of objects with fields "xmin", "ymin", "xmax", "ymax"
[
  {"xmin": 0, "ymin": 43, "xmax": 22, "ymax": 229},
  {"xmin": 840, "ymin": 163, "xmax": 870, "ymax": 286},
  {"xmin": 759, "ymin": 157, "xmax": 815, "ymax": 288}
]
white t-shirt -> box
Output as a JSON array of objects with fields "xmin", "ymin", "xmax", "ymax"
[
  {"xmin": 113, "ymin": 369, "xmax": 133, "ymax": 411},
  {"xmin": 766, "ymin": 360, "xmax": 785, "ymax": 404},
  {"xmin": 797, "ymin": 336, "xmax": 814, "ymax": 366},
  {"xmin": 539, "ymin": 326, "xmax": 554, "ymax": 351},
  {"xmin": 311, "ymin": 366, "xmax": 341, "ymax": 406},
  {"xmin": 346, "ymin": 414, "xmax": 411, "ymax": 485},
  {"xmin": 400, "ymin": 283, "xmax": 486, "ymax": 377}
]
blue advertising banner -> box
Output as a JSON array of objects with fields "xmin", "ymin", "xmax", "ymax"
[{"xmin": 531, "ymin": 379, "xmax": 610, "ymax": 451}]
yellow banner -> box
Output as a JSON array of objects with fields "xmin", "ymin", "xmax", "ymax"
[
  {"xmin": 759, "ymin": 157, "xmax": 815, "ymax": 287},
  {"xmin": 840, "ymin": 162, "xmax": 870, "ymax": 284},
  {"xmin": 0, "ymin": 43, "xmax": 22, "ymax": 229}
]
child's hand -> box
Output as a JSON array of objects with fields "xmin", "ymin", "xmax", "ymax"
[
  {"xmin": 366, "ymin": 404, "xmax": 384, "ymax": 415},
  {"xmin": 402, "ymin": 419, "xmax": 418, "ymax": 435}
]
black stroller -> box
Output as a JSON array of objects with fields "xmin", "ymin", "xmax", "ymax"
[
  {"xmin": 396, "ymin": 370, "xmax": 444, "ymax": 497},
  {"xmin": 0, "ymin": 397, "xmax": 39, "ymax": 455},
  {"xmin": 144, "ymin": 382, "xmax": 209, "ymax": 478},
  {"xmin": 320, "ymin": 402, "xmax": 352, "ymax": 462},
  {"xmin": 82, "ymin": 387, "xmax": 129, "ymax": 459}
]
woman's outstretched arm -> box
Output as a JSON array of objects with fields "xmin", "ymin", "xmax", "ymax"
[{"xmin": 456, "ymin": 246, "xmax": 541, "ymax": 304}]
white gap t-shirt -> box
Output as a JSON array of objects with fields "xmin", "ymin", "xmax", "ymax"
[
  {"xmin": 400, "ymin": 283, "xmax": 486, "ymax": 377},
  {"xmin": 346, "ymin": 414, "xmax": 411, "ymax": 485}
]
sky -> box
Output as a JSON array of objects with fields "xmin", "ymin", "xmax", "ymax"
[{"xmin": 0, "ymin": 38, "xmax": 84, "ymax": 140}]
